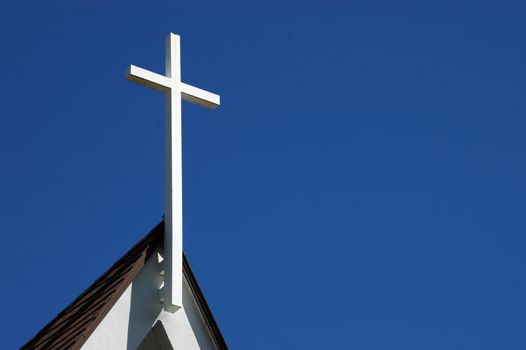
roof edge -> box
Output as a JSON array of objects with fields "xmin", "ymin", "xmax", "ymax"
[
  {"xmin": 20, "ymin": 222, "xmax": 163, "ymax": 350},
  {"xmin": 183, "ymin": 254, "xmax": 228, "ymax": 350}
]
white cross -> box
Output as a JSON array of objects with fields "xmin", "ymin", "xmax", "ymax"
[{"xmin": 126, "ymin": 33, "xmax": 220, "ymax": 312}]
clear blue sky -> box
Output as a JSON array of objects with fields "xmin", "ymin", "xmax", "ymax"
[{"xmin": 1, "ymin": 1, "xmax": 525, "ymax": 348}]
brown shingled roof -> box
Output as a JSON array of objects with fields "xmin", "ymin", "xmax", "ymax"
[{"xmin": 20, "ymin": 222, "xmax": 227, "ymax": 350}]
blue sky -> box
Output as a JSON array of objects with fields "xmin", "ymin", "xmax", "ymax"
[{"xmin": 1, "ymin": 1, "xmax": 526, "ymax": 348}]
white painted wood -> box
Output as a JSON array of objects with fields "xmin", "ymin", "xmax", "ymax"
[
  {"xmin": 127, "ymin": 65, "xmax": 171, "ymax": 92},
  {"xmin": 180, "ymin": 83, "xmax": 220, "ymax": 109},
  {"xmin": 126, "ymin": 33, "xmax": 220, "ymax": 312},
  {"xmin": 127, "ymin": 67, "xmax": 220, "ymax": 107}
]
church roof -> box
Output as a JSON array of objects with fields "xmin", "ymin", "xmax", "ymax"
[{"xmin": 20, "ymin": 222, "xmax": 227, "ymax": 350}]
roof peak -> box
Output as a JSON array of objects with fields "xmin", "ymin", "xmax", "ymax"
[{"xmin": 21, "ymin": 221, "xmax": 227, "ymax": 350}]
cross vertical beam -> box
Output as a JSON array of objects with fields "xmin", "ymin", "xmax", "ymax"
[
  {"xmin": 126, "ymin": 33, "xmax": 220, "ymax": 312},
  {"xmin": 164, "ymin": 33, "xmax": 183, "ymax": 312}
]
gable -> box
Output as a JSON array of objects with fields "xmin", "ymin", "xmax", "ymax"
[
  {"xmin": 81, "ymin": 247, "xmax": 219, "ymax": 349},
  {"xmin": 21, "ymin": 222, "xmax": 227, "ymax": 350}
]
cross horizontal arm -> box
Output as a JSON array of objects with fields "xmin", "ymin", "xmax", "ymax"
[
  {"xmin": 127, "ymin": 65, "xmax": 220, "ymax": 109},
  {"xmin": 181, "ymin": 83, "xmax": 220, "ymax": 109},
  {"xmin": 126, "ymin": 65, "xmax": 171, "ymax": 92}
]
